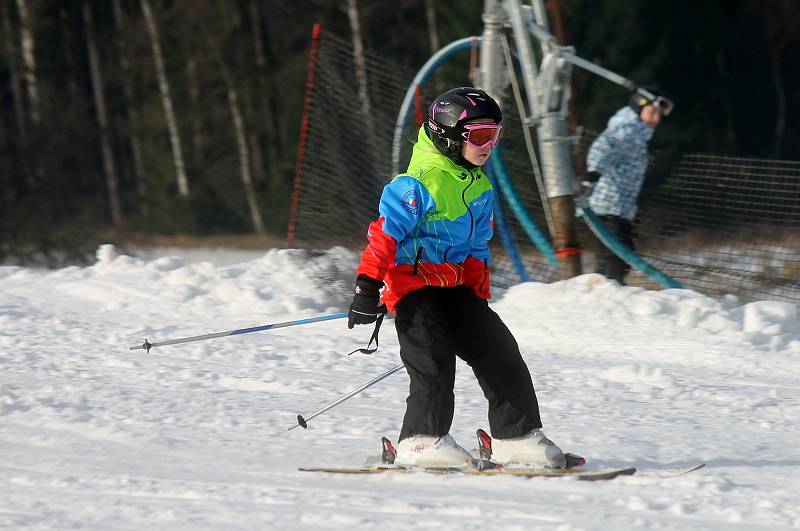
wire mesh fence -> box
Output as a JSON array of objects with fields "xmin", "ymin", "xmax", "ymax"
[
  {"xmin": 637, "ymin": 154, "xmax": 800, "ymax": 301},
  {"xmin": 290, "ymin": 30, "xmax": 800, "ymax": 306}
]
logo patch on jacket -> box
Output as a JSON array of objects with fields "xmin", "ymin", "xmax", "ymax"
[{"xmin": 402, "ymin": 190, "xmax": 419, "ymax": 214}]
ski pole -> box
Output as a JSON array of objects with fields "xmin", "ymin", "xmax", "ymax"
[
  {"xmin": 289, "ymin": 362, "xmax": 405, "ymax": 430},
  {"xmin": 129, "ymin": 312, "xmax": 348, "ymax": 353}
]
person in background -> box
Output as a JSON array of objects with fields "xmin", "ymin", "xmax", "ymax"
[
  {"xmin": 346, "ymin": 87, "xmax": 565, "ymax": 469},
  {"xmin": 583, "ymin": 86, "xmax": 673, "ymax": 284}
]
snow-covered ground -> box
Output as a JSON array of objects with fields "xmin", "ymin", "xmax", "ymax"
[{"xmin": 2, "ymin": 244, "xmax": 799, "ymax": 530}]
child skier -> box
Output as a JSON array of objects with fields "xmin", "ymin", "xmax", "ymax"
[
  {"xmin": 583, "ymin": 86, "xmax": 673, "ymax": 283},
  {"xmin": 347, "ymin": 87, "xmax": 565, "ymax": 469}
]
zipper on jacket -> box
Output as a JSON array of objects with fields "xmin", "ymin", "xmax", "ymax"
[
  {"xmin": 412, "ymin": 246, "xmax": 423, "ymax": 275},
  {"xmin": 461, "ymin": 173, "xmax": 476, "ymax": 241}
]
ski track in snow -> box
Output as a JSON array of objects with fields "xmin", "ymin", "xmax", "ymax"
[{"xmin": 1, "ymin": 245, "xmax": 799, "ymax": 530}]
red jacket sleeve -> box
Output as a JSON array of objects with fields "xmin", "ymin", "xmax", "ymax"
[{"xmin": 356, "ymin": 217, "xmax": 397, "ymax": 281}]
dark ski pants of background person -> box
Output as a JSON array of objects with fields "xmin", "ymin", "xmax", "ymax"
[
  {"xmin": 593, "ymin": 214, "xmax": 635, "ymax": 284},
  {"xmin": 394, "ymin": 285, "xmax": 543, "ymax": 441}
]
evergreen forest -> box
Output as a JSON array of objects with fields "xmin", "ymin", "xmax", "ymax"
[{"xmin": 1, "ymin": 0, "xmax": 797, "ymax": 265}]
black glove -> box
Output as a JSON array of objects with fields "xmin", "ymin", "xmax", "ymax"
[
  {"xmin": 585, "ymin": 170, "xmax": 601, "ymax": 182},
  {"xmin": 576, "ymin": 172, "xmax": 600, "ymax": 207},
  {"xmin": 348, "ymin": 275, "xmax": 386, "ymax": 329}
]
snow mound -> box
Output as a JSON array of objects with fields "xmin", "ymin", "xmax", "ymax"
[{"xmin": 497, "ymin": 274, "xmax": 799, "ymax": 351}]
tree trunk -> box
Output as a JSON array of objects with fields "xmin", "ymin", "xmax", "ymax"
[
  {"xmin": 2, "ymin": 3, "xmax": 26, "ymax": 144},
  {"xmin": 767, "ymin": 43, "xmax": 786, "ymax": 158},
  {"xmin": 247, "ymin": 0, "xmax": 273, "ymax": 181},
  {"xmin": 344, "ymin": 0, "xmax": 373, "ymax": 132},
  {"xmin": 59, "ymin": 4, "xmax": 80, "ymax": 102},
  {"xmin": 15, "ymin": 0, "xmax": 39, "ymax": 125},
  {"xmin": 762, "ymin": 3, "xmax": 794, "ymax": 158},
  {"xmin": 185, "ymin": 57, "xmax": 204, "ymax": 171},
  {"xmin": 423, "ymin": 0, "xmax": 444, "ymax": 92},
  {"xmin": 84, "ymin": 2, "xmax": 122, "ymax": 228},
  {"xmin": 260, "ymin": 14, "xmax": 284, "ymax": 155},
  {"xmin": 112, "ymin": 0, "xmax": 149, "ymax": 220},
  {"xmin": 140, "ymin": 0, "xmax": 189, "ymax": 196},
  {"xmin": 249, "ymin": 131, "xmax": 265, "ymax": 183},
  {"xmin": 221, "ymin": 65, "xmax": 265, "ymax": 234},
  {"xmin": 423, "ymin": 0, "xmax": 440, "ymax": 55}
]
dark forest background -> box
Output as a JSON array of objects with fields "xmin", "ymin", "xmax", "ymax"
[{"xmin": 1, "ymin": 0, "xmax": 798, "ymax": 265}]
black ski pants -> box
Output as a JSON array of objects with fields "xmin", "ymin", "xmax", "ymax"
[
  {"xmin": 593, "ymin": 214, "xmax": 634, "ymax": 284},
  {"xmin": 394, "ymin": 285, "xmax": 542, "ymax": 441}
]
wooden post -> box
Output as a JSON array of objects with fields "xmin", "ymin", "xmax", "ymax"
[{"xmin": 548, "ymin": 195, "xmax": 581, "ymax": 278}]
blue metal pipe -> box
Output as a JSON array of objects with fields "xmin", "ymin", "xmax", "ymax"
[
  {"xmin": 484, "ymin": 156, "xmax": 529, "ymax": 282},
  {"xmin": 490, "ymin": 147, "xmax": 559, "ymax": 269},
  {"xmin": 580, "ymin": 206, "xmax": 684, "ymax": 289},
  {"xmin": 392, "ymin": 37, "xmax": 480, "ymax": 175}
]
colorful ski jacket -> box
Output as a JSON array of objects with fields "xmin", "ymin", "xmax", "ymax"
[
  {"xmin": 356, "ymin": 126, "xmax": 494, "ymax": 312},
  {"xmin": 587, "ymin": 106, "xmax": 654, "ymax": 221}
]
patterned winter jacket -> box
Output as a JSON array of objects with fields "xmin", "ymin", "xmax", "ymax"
[
  {"xmin": 587, "ymin": 106, "xmax": 654, "ymax": 221},
  {"xmin": 356, "ymin": 126, "xmax": 494, "ymax": 312}
]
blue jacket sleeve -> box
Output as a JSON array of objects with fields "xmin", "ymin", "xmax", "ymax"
[
  {"xmin": 469, "ymin": 189, "xmax": 493, "ymax": 265},
  {"xmin": 377, "ymin": 175, "xmax": 435, "ymax": 243}
]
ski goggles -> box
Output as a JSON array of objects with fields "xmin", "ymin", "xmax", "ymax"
[
  {"xmin": 649, "ymin": 96, "xmax": 674, "ymax": 116},
  {"xmin": 461, "ymin": 123, "xmax": 503, "ymax": 148}
]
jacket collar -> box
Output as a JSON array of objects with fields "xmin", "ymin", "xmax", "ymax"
[
  {"xmin": 608, "ymin": 107, "xmax": 655, "ymax": 142},
  {"xmin": 406, "ymin": 127, "xmax": 487, "ymax": 180}
]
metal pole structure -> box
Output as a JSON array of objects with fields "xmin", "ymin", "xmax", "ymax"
[
  {"xmin": 475, "ymin": 0, "xmax": 507, "ymax": 104},
  {"xmin": 482, "ymin": 1, "xmax": 664, "ymax": 282},
  {"xmin": 129, "ymin": 312, "xmax": 348, "ymax": 353},
  {"xmin": 499, "ymin": 31, "xmax": 557, "ymax": 242},
  {"xmin": 560, "ymin": 51, "xmax": 636, "ymax": 91},
  {"xmin": 505, "ymin": 0, "xmax": 582, "ymax": 278},
  {"xmin": 487, "ymin": 1, "xmax": 557, "ymax": 245},
  {"xmin": 289, "ymin": 362, "xmax": 405, "ymax": 430},
  {"xmin": 530, "ymin": 0, "xmax": 552, "ymax": 57},
  {"xmin": 536, "ymin": 76, "xmax": 581, "ymax": 277},
  {"xmin": 504, "ymin": 0, "xmax": 541, "ymax": 114}
]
